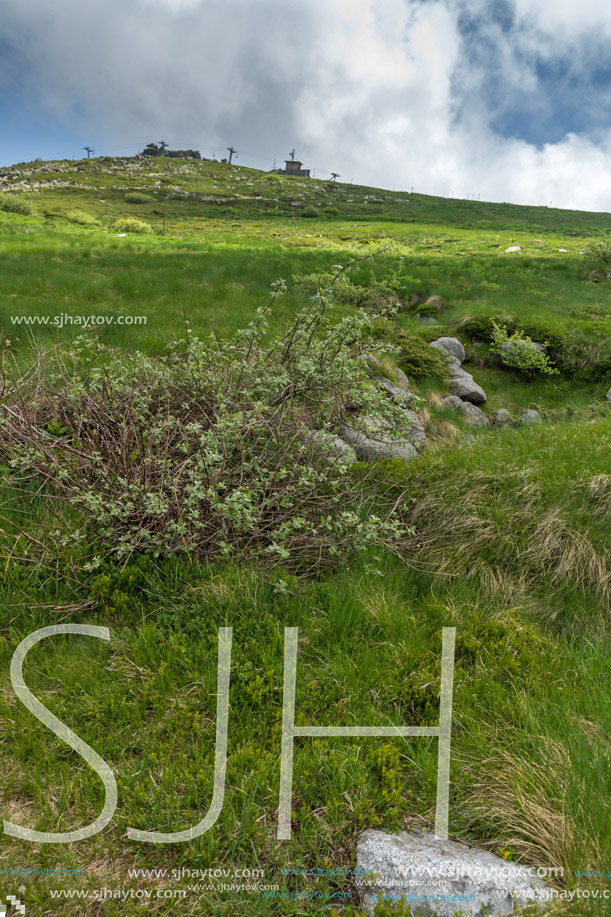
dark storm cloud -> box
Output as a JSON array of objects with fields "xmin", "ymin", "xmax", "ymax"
[{"xmin": 0, "ymin": 0, "xmax": 327, "ymax": 156}]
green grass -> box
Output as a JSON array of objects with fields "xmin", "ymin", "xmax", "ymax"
[{"xmin": 0, "ymin": 155, "xmax": 610, "ymax": 915}]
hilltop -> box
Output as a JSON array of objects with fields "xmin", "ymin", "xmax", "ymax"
[{"xmin": 2, "ymin": 153, "xmax": 611, "ymax": 233}]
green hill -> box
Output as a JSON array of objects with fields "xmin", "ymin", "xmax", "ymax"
[{"xmin": 0, "ymin": 156, "xmax": 610, "ymax": 915}]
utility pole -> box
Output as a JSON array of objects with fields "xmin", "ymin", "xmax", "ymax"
[
  {"xmin": 83, "ymin": 146, "xmax": 94, "ymax": 159},
  {"xmin": 227, "ymin": 146, "xmax": 237, "ymax": 164},
  {"xmin": 159, "ymin": 141, "xmax": 168, "ymax": 157}
]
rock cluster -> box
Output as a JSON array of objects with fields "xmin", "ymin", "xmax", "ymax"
[
  {"xmin": 442, "ymin": 396, "xmax": 489, "ymax": 427},
  {"xmin": 430, "ymin": 337, "xmax": 487, "ymax": 405},
  {"xmin": 307, "ymin": 358, "xmax": 426, "ymax": 467}
]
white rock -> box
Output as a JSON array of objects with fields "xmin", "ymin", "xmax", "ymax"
[
  {"xmin": 504, "ymin": 246, "xmax": 521, "ymax": 253},
  {"xmin": 356, "ymin": 830, "xmax": 552, "ymax": 917}
]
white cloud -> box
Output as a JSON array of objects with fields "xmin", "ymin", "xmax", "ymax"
[{"xmin": 3, "ymin": 0, "xmax": 611, "ymax": 211}]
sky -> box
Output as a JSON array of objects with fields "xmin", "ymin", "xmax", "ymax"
[{"xmin": 2, "ymin": 0, "xmax": 611, "ymax": 210}]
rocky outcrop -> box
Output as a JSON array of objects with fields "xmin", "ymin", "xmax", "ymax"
[
  {"xmin": 430, "ymin": 337, "xmax": 465, "ymax": 363},
  {"xmin": 338, "ymin": 425, "xmax": 417, "ymax": 464},
  {"xmin": 305, "ymin": 430, "xmax": 357, "ymax": 464},
  {"xmin": 356, "ymin": 830, "xmax": 551, "ymax": 916},
  {"xmin": 449, "ymin": 367, "xmax": 487, "ymax": 405},
  {"xmin": 430, "ymin": 338, "xmax": 487, "ymax": 405},
  {"xmin": 443, "ymin": 396, "xmax": 489, "ymax": 427}
]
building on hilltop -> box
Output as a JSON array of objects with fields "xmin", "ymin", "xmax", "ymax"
[{"xmin": 273, "ymin": 149, "xmax": 311, "ymax": 177}]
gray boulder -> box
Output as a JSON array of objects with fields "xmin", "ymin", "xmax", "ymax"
[
  {"xmin": 404, "ymin": 409, "xmax": 427, "ymax": 448},
  {"xmin": 448, "ymin": 367, "xmax": 487, "ymax": 404},
  {"xmin": 370, "ymin": 374, "xmax": 410, "ymax": 403},
  {"xmin": 365, "ymin": 357, "xmax": 410, "ymax": 394},
  {"xmin": 520, "ymin": 409, "xmax": 543, "ymax": 425},
  {"xmin": 431, "ymin": 343, "xmax": 487, "ymax": 404},
  {"xmin": 430, "ymin": 337, "xmax": 466, "ymax": 364},
  {"xmin": 606, "ymin": 387, "xmax": 611, "ymax": 401},
  {"xmin": 394, "ymin": 367, "xmax": 411, "ymax": 394},
  {"xmin": 493, "ymin": 409, "xmax": 511, "ymax": 425},
  {"xmin": 305, "ymin": 430, "xmax": 356, "ymax": 464},
  {"xmin": 338, "ymin": 425, "xmax": 417, "ymax": 464},
  {"xmin": 443, "ymin": 396, "xmax": 489, "ymax": 427},
  {"xmin": 356, "ymin": 830, "xmax": 551, "ymax": 917}
]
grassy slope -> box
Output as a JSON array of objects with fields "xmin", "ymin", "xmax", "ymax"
[{"xmin": 0, "ymin": 157, "xmax": 610, "ymax": 915}]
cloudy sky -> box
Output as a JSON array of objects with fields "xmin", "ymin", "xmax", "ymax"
[{"xmin": 2, "ymin": 0, "xmax": 611, "ymax": 210}]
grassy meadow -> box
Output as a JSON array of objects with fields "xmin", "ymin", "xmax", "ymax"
[{"xmin": 0, "ymin": 155, "xmax": 610, "ymax": 915}]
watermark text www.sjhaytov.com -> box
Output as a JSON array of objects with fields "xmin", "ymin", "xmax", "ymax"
[{"xmin": 9, "ymin": 314, "xmax": 147, "ymax": 328}]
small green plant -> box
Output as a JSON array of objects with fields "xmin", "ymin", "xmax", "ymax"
[
  {"xmin": 124, "ymin": 192, "xmax": 155, "ymax": 204},
  {"xmin": 65, "ymin": 209, "xmax": 98, "ymax": 225},
  {"xmin": 0, "ymin": 193, "xmax": 34, "ymax": 215},
  {"xmin": 378, "ymin": 326, "xmax": 448, "ymax": 380},
  {"xmin": 296, "ymin": 271, "xmax": 400, "ymax": 315},
  {"xmin": 301, "ymin": 204, "xmax": 320, "ymax": 218},
  {"xmin": 113, "ymin": 216, "xmax": 152, "ymax": 234},
  {"xmin": 490, "ymin": 322, "xmax": 559, "ymax": 376}
]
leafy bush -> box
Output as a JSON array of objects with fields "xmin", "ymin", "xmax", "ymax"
[
  {"xmin": 490, "ymin": 322, "xmax": 559, "ymax": 376},
  {"xmin": 65, "ymin": 209, "xmax": 98, "ymax": 225},
  {"xmin": 301, "ymin": 205, "xmax": 320, "ymax": 218},
  {"xmin": 582, "ymin": 236, "xmax": 611, "ymax": 267},
  {"xmin": 0, "ymin": 276, "xmax": 413, "ymax": 575},
  {"xmin": 113, "ymin": 217, "xmax": 152, "ymax": 234},
  {"xmin": 124, "ymin": 192, "xmax": 155, "ymax": 204},
  {"xmin": 296, "ymin": 271, "xmax": 400, "ymax": 315},
  {"xmin": 0, "ymin": 193, "xmax": 34, "ymax": 216}
]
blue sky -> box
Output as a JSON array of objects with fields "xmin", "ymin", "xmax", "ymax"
[{"xmin": 2, "ymin": 0, "xmax": 611, "ymax": 210}]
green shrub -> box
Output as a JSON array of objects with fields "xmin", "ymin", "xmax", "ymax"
[
  {"xmin": 490, "ymin": 322, "xmax": 559, "ymax": 376},
  {"xmin": 392, "ymin": 329, "xmax": 448, "ymax": 380},
  {"xmin": 323, "ymin": 206, "xmax": 341, "ymax": 216},
  {"xmin": 459, "ymin": 315, "xmax": 497, "ymax": 342},
  {"xmin": 301, "ymin": 205, "xmax": 320, "ymax": 218},
  {"xmin": 296, "ymin": 271, "xmax": 400, "ymax": 315},
  {"xmin": 0, "ymin": 193, "xmax": 34, "ymax": 216},
  {"xmin": 582, "ymin": 236, "xmax": 611, "ymax": 267},
  {"xmin": 124, "ymin": 192, "xmax": 155, "ymax": 204},
  {"xmin": 65, "ymin": 209, "xmax": 98, "ymax": 226},
  {"xmin": 113, "ymin": 217, "xmax": 152, "ymax": 234},
  {"xmin": 0, "ymin": 278, "xmax": 413, "ymax": 575}
]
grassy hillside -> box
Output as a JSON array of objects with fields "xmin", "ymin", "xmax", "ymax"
[{"xmin": 0, "ymin": 156, "xmax": 610, "ymax": 915}]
